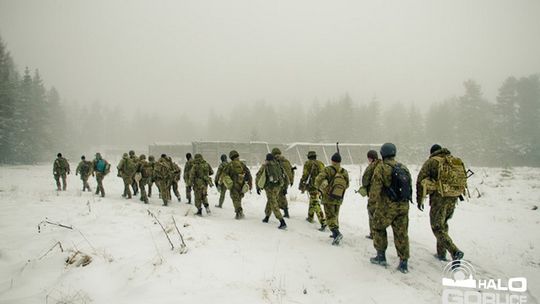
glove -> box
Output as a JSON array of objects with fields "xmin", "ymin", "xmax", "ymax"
[
  {"xmin": 417, "ymin": 200, "xmax": 424, "ymax": 211},
  {"xmin": 256, "ymin": 187, "xmax": 261, "ymax": 195}
]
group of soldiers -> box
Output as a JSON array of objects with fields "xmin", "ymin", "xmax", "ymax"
[
  {"xmin": 358, "ymin": 143, "xmax": 467, "ymax": 274},
  {"xmin": 53, "ymin": 142, "xmax": 467, "ymax": 275}
]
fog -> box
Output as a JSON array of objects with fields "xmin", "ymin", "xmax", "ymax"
[{"xmin": 1, "ymin": 0, "xmax": 539, "ymax": 166}]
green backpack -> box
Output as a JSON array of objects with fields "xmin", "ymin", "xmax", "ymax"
[
  {"xmin": 229, "ymin": 161, "xmax": 246, "ymax": 186},
  {"xmin": 266, "ymin": 161, "xmax": 283, "ymax": 187},
  {"xmin": 327, "ymin": 167, "xmax": 347, "ymax": 199},
  {"xmin": 434, "ymin": 155, "xmax": 468, "ymax": 197}
]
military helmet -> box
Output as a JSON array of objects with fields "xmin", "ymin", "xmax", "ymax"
[
  {"xmin": 194, "ymin": 153, "xmax": 203, "ymax": 160},
  {"xmin": 430, "ymin": 144, "xmax": 442, "ymax": 155},
  {"xmin": 380, "ymin": 143, "xmax": 397, "ymax": 158},
  {"xmin": 220, "ymin": 154, "xmax": 227, "ymax": 162},
  {"xmin": 129, "ymin": 150, "xmax": 135, "ymax": 156},
  {"xmin": 271, "ymin": 147, "xmax": 281, "ymax": 155},
  {"xmin": 81, "ymin": 155, "xmax": 86, "ymax": 160},
  {"xmin": 307, "ymin": 151, "xmax": 316, "ymax": 159},
  {"xmin": 161, "ymin": 153, "xmax": 167, "ymax": 158},
  {"xmin": 123, "ymin": 152, "xmax": 128, "ymax": 158},
  {"xmin": 148, "ymin": 155, "xmax": 155, "ymax": 161},
  {"xmin": 139, "ymin": 154, "xmax": 146, "ymax": 160},
  {"xmin": 95, "ymin": 152, "xmax": 102, "ymax": 159},
  {"xmin": 229, "ymin": 150, "xmax": 239, "ymax": 159},
  {"xmin": 57, "ymin": 153, "xmax": 62, "ymax": 158}
]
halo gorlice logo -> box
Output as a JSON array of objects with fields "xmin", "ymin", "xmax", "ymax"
[{"xmin": 441, "ymin": 260, "xmax": 528, "ymax": 304}]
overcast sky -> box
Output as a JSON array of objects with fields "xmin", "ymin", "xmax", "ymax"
[{"xmin": 1, "ymin": 0, "xmax": 539, "ymax": 116}]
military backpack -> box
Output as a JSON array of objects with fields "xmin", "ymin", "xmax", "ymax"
[
  {"xmin": 79, "ymin": 161, "xmax": 91, "ymax": 175},
  {"xmin": 384, "ymin": 163, "xmax": 412, "ymax": 202},
  {"xmin": 327, "ymin": 167, "xmax": 347, "ymax": 200},
  {"xmin": 433, "ymin": 155, "xmax": 468, "ymax": 197}
]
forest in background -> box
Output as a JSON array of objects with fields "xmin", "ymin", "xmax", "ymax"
[{"xmin": 1, "ymin": 37, "xmax": 539, "ymax": 166}]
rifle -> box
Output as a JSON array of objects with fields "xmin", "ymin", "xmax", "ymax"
[{"xmin": 336, "ymin": 142, "xmax": 340, "ymax": 155}]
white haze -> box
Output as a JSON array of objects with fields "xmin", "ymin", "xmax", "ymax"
[{"xmin": 1, "ymin": 0, "xmax": 539, "ymax": 117}]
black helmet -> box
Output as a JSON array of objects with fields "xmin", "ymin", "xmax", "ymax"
[
  {"xmin": 266, "ymin": 153, "xmax": 274, "ymax": 161},
  {"xmin": 220, "ymin": 154, "xmax": 227, "ymax": 162},
  {"xmin": 430, "ymin": 144, "xmax": 442, "ymax": 154},
  {"xmin": 380, "ymin": 143, "xmax": 397, "ymax": 159},
  {"xmin": 81, "ymin": 155, "xmax": 86, "ymax": 160}
]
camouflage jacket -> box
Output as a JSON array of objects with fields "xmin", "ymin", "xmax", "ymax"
[
  {"xmin": 76, "ymin": 160, "xmax": 93, "ymax": 177},
  {"xmin": 183, "ymin": 159, "xmax": 194, "ymax": 184},
  {"xmin": 189, "ymin": 159, "xmax": 214, "ymax": 187},
  {"xmin": 315, "ymin": 164, "xmax": 350, "ymax": 205},
  {"xmin": 224, "ymin": 159, "xmax": 253, "ymax": 190},
  {"xmin": 361, "ymin": 159, "xmax": 382, "ymax": 196},
  {"xmin": 171, "ymin": 161, "xmax": 182, "ymax": 181},
  {"xmin": 300, "ymin": 159, "xmax": 324, "ymax": 191},
  {"xmin": 117, "ymin": 156, "xmax": 136, "ymax": 177},
  {"xmin": 276, "ymin": 155, "xmax": 294, "ymax": 186},
  {"xmin": 137, "ymin": 159, "xmax": 153, "ymax": 179},
  {"xmin": 154, "ymin": 158, "xmax": 172, "ymax": 181},
  {"xmin": 53, "ymin": 157, "xmax": 70, "ymax": 175},
  {"xmin": 214, "ymin": 161, "xmax": 228, "ymax": 186}
]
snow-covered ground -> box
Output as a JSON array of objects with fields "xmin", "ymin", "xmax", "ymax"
[{"xmin": 0, "ymin": 164, "xmax": 538, "ymax": 304}]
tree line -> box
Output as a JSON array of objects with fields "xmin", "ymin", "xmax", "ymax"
[{"xmin": 1, "ymin": 37, "xmax": 539, "ymax": 166}]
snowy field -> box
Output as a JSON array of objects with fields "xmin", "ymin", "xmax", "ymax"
[{"xmin": 0, "ymin": 163, "xmax": 539, "ymax": 304}]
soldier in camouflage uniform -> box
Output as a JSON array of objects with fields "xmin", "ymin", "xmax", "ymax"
[
  {"xmin": 183, "ymin": 153, "xmax": 194, "ymax": 204},
  {"xmin": 92, "ymin": 153, "xmax": 110, "ymax": 197},
  {"xmin": 147, "ymin": 155, "xmax": 156, "ymax": 197},
  {"xmin": 315, "ymin": 153, "xmax": 349, "ymax": 245},
  {"xmin": 359, "ymin": 150, "xmax": 381, "ymax": 239},
  {"xmin": 299, "ymin": 151, "xmax": 327, "ymax": 231},
  {"xmin": 53, "ymin": 153, "xmax": 71, "ymax": 191},
  {"xmin": 369, "ymin": 143, "xmax": 411, "ymax": 274},
  {"xmin": 129, "ymin": 150, "xmax": 139, "ymax": 196},
  {"xmin": 76, "ymin": 155, "xmax": 93, "ymax": 192},
  {"xmin": 154, "ymin": 154, "xmax": 172, "ymax": 206},
  {"xmin": 416, "ymin": 144, "xmax": 464, "ymax": 262},
  {"xmin": 170, "ymin": 157, "xmax": 182, "ymax": 202},
  {"xmin": 257, "ymin": 153, "xmax": 287, "ymax": 229},
  {"xmin": 189, "ymin": 154, "xmax": 214, "ymax": 215},
  {"xmin": 117, "ymin": 153, "xmax": 136, "ymax": 199},
  {"xmin": 223, "ymin": 150, "xmax": 253, "ymax": 219},
  {"xmin": 214, "ymin": 154, "xmax": 228, "ymax": 208},
  {"xmin": 271, "ymin": 148, "xmax": 294, "ymax": 218},
  {"xmin": 136, "ymin": 154, "xmax": 153, "ymax": 204}
]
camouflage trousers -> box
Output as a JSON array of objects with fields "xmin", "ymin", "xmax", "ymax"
[
  {"xmin": 148, "ymin": 180, "xmax": 154, "ymax": 197},
  {"xmin": 131, "ymin": 178, "xmax": 138, "ymax": 196},
  {"xmin": 185, "ymin": 184, "xmax": 192, "ymax": 203},
  {"xmin": 194, "ymin": 185, "xmax": 209, "ymax": 209},
  {"xmin": 171, "ymin": 179, "xmax": 181, "ymax": 200},
  {"xmin": 54, "ymin": 173, "xmax": 67, "ymax": 191},
  {"xmin": 217, "ymin": 184, "xmax": 227, "ymax": 207},
  {"xmin": 278, "ymin": 184, "xmax": 289, "ymax": 210},
  {"xmin": 323, "ymin": 203, "xmax": 341, "ymax": 230},
  {"xmin": 430, "ymin": 196, "xmax": 459, "ymax": 257},
  {"xmin": 156, "ymin": 179, "xmax": 171, "ymax": 204},
  {"xmin": 367, "ymin": 198, "xmax": 377, "ymax": 237},
  {"xmin": 307, "ymin": 191, "xmax": 326, "ymax": 225},
  {"xmin": 264, "ymin": 187, "xmax": 283, "ymax": 220},
  {"xmin": 80, "ymin": 174, "xmax": 91, "ymax": 191},
  {"xmin": 95, "ymin": 172, "xmax": 106, "ymax": 197},
  {"xmin": 373, "ymin": 201, "xmax": 410, "ymax": 260},
  {"xmin": 139, "ymin": 177, "xmax": 149, "ymax": 203},
  {"xmin": 230, "ymin": 188, "xmax": 245, "ymax": 214},
  {"xmin": 121, "ymin": 175, "xmax": 133, "ymax": 198}
]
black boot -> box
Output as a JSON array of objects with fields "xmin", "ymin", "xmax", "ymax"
[
  {"xmin": 278, "ymin": 219, "xmax": 287, "ymax": 230},
  {"xmin": 318, "ymin": 223, "xmax": 327, "ymax": 231},
  {"xmin": 331, "ymin": 229, "xmax": 343, "ymax": 246},
  {"xmin": 435, "ymin": 253, "xmax": 448, "ymax": 261},
  {"xmin": 398, "ymin": 259, "xmax": 409, "ymax": 273},
  {"xmin": 195, "ymin": 208, "xmax": 203, "ymax": 216},
  {"xmin": 262, "ymin": 216, "xmax": 269, "ymax": 223},
  {"xmin": 283, "ymin": 208, "xmax": 289, "ymax": 218},
  {"xmin": 370, "ymin": 251, "xmax": 387, "ymax": 266},
  {"xmin": 451, "ymin": 251, "xmax": 464, "ymax": 269}
]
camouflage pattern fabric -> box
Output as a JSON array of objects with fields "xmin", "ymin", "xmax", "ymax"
[
  {"xmin": 53, "ymin": 157, "xmax": 70, "ymax": 190},
  {"xmin": 215, "ymin": 161, "xmax": 229, "ymax": 207},
  {"xmin": 184, "ymin": 159, "xmax": 194, "ymax": 203},
  {"xmin": 361, "ymin": 159, "xmax": 381, "ymax": 237},
  {"xmin": 154, "ymin": 157, "xmax": 172, "ymax": 204},
  {"xmin": 129, "ymin": 154, "xmax": 139, "ymax": 195},
  {"xmin": 275, "ymin": 154, "xmax": 293, "ymax": 210},
  {"xmin": 315, "ymin": 164, "xmax": 350, "ymax": 206},
  {"xmin": 224, "ymin": 159, "xmax": 252, "ymax": 216},
  {"xmin": 76, "ymin": 160, "xmax": 93, "ymax": 191},
  {"xmin": 117, "ymin": 155, "xmax": 135, "ymax": 198},
  {"xmin": 92, "ymin": 155, "xmax": 109, "ymax": 197},
  {"xmin": 370, "ymin": 158, "xmax": 411, "ymax": 260},
  {"xmin": 300, "ymin": 159, "xmax": 326, "ymax": 224},
  {"xmin": 307, "ymin": 191, "xmax": 326, "ymax": 225},
  {"xmin": 263, "ymin": 186, "xmax": 283, "ymax": 220},
  {"xmin": 323, "ymin": 203, "xmax": 340, "ymax": 230},
  {"xmin": 189, "ymin": 157, "xmax": 213, "ymax": 209}
]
